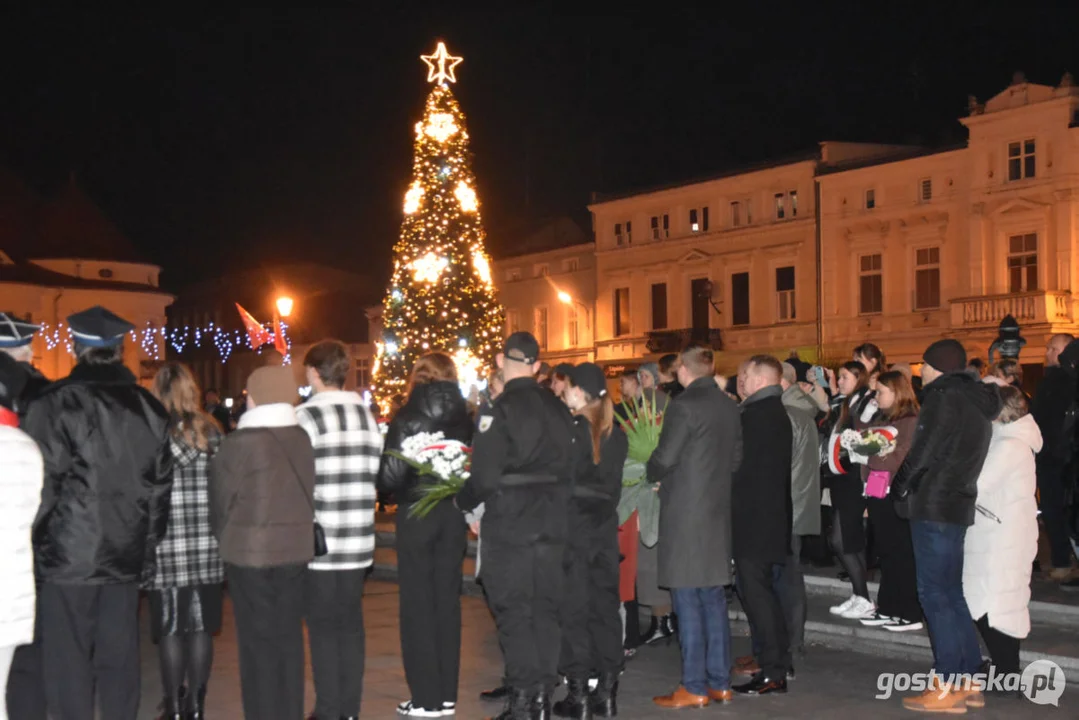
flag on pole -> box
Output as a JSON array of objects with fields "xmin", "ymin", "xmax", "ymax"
[
  {"xmin": 235, "ymin": 304, "xmax": 272, "ymax": 350},
  {"xmin": 273, "ymin": 311, "xmax": 288, "ymax": 356}
]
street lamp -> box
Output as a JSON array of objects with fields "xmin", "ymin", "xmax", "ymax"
[{"xmin": 276, "ymin": 296, "xmax": 294, "ymax": 319}]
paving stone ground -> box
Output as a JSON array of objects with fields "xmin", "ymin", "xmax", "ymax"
[{"xmin": 130, "ymin": 580, "xmax": 1074, "ymax": 719}]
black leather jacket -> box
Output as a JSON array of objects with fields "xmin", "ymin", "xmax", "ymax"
[
  {"xmin": 377, "ymin": 380, "xmax": 474, "ymax": 504},
  {"xmin": 23, "ymin": 361, "xmax": 173, "ymax": 584}
]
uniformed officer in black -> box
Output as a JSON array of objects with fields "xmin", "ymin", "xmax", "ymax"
[
  {"xmin": 0, "ymin": 312, "xmax": 49, "ymax": 720},
  {"xmin": 456, "ymin": 332, "xmax": 577, "ymax": 720},
  {"xmin": 553, "ymin": 363, "xmax": 628, "ymax": 720}
]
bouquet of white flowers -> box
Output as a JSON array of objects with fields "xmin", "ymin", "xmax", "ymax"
[
  {"xmin": 839, "ymin": 428, "xmax": 897, "ymax": 460},
  {"xmin": 385, "ymin": 431, "xmax": 472, "ymax": 519}
]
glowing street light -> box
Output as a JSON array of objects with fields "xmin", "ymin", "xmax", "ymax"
[
  {"xmin": 557, "ymin": 290, "xmax": 572, "ymax": 305},
  {"xmin": 276, "ymin": 296, "xmax": 294, "ymax": 318}
]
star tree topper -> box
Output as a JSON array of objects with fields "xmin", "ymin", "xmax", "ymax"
[{"xmin": 421, "ymin": 41, "xmax": 463, "ymax": 84}]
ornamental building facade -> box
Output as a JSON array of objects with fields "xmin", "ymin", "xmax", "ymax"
[{"xmin": 493, "ymin": 75, "xmax": 1079, "ymax": 378}]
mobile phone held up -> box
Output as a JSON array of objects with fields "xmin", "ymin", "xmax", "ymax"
[{"xmin": 810, "ymin": 365, "xmax": 827, "ymax": 387}]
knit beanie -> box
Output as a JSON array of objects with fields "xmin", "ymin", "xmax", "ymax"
[
  {"xmin": 247, "ymin": 365, "xmax": 298, "ymax": 406},
  {"xmin": 638, "ymin": 362, "xmax": 660, "ymax": 386},
  {"xmin": 922, "ymin": 339, "xmax": 967, "ymax": 374}
]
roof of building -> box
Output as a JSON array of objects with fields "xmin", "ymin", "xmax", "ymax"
[
  {"xmin": 0, "ymin": 258, "xmax": 169, "ymax": 295},
  {"xmin": 490, "ymin": 216, "xmax": 590, "ymax": 259},
  {"xmin": 0, "ymin": 170, "xmax": 148, "ymax": 265}
]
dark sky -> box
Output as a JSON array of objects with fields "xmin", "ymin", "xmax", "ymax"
[{"xmin": 2, "ymin": 6, "xmax": 1078, "ymax": 290}]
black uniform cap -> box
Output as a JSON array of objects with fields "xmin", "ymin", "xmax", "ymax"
[
  {"xmin": 67, "ymin": 306, "xmax": 135, "ymax": 348},
  {"xmin": 0, "ymin": 312, "xmax": 40, "ymax": 349}
]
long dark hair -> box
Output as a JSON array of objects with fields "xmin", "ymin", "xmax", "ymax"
[
  {"xmin": 853, "ymin": 343, "xmax": 885, "ymax": 373},
  {"xmin": 837, "ymin": 360, "xmax": 869, "ymax": 428}
]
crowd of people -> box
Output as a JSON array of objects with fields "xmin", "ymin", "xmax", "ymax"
[{"xmin": 0, "ymin": 303, "xmax": 1076, "ymax": 718}]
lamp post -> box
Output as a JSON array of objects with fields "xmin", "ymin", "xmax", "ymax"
[{"xmin": 988, "ymin": 314, "xmax": 1025, "ymax": 363}]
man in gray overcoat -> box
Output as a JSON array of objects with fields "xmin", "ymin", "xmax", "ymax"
[{"xmin": 647, "ymin": 346, "xmax": 742, "ymax": 709}]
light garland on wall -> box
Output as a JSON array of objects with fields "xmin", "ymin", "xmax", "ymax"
[{"xmin": 32, "ymin": 320, "xmax": 291, "ymax": 364}]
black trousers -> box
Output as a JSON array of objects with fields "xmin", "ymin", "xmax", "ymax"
[
  {"xmin": 397, "ymin": 501, "xmax": 468, "ymax": 710},
  {"xmin": 40, "ymin": 582, "xmax": 140, "ymax": 720},
  {"xmin": 6, "ymin": 598, "xmax": 45, "ymax": 720},
  {"xmin": 483, "ymin": 537, "xmax": 566, "ymax": 691},
  {"xmin": 227, "ymin": 563, "xmax": 306, "ymax": 720},
  {"xmin": 559, "ymin": 517, "xmax": 623, "ymax": 678},
  {"xmin": 1036, "ymin": 459, "xmax": 1075, "ymax": 569},
  {"xmin": 305, "ymin": 568, "xmax": 366, "ymax": 719},
  {"xmin": 866, "ymin": 496, "xmax": 922, "ymax": 622},
  {"xmin": 777, "ymin": 535, "xmax": 807, "ymax": 655},
  {"xmin": 735, "ymin": 557, "xmax": 791, "ymax": 679},
  {"xmin": 975, "ymin": 615, "xmax": 1021, "ymax": 676}
]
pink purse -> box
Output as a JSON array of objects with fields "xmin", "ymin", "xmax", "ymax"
[{"xmin": 866, "ymin": 470, "xmax": 891, "ymax": 499}]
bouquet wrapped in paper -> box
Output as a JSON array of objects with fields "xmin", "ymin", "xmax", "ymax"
[
  {"xmin": 385, "ymin": 431, "xmax": 471, "ymax": 519},
  {"xmin": 616, "ymin": 393, "xmax": 668, "ymax": 546},
  {"xmin": 838, "ymin": 427, "xmax": 897, "ymax": 466}
]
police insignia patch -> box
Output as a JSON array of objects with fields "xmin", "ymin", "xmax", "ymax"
[{"xmin": 478, "ymin": 415, "xmax": 494, "ymax": 433}]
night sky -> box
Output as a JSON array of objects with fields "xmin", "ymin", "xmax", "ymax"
[{"xmin": 2, "ymin": 6, "xmax": 1078, "ymax": 290}]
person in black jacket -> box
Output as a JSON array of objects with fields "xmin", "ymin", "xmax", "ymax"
[
  {"xmin": 553, "ymin": 363, "xmax": 628, "ymax": 719},
  {"xmin": 1031, "ymin": 333, "xmax": 1078, "ymax": 582},
  {"xmin": 378, "ymin": 352, "xmax": 473, "ymax": 718},
  {"xmin": 455, "ymin": 332, "xmax": 577, "ymax": 720},
  {"xmin": 892, "ymin": 339, "xmax": 1002, "ymax": 713},
  {"xmin": 23, "ymin": 306, "xmax": 173, "ymax": 720},
  {"xmin": 0, "ymin": 312, "xmax": 50, "ymax": 720},
  {"xmin": 732, "ymin": 355, "xmax": 792, "ymax": 697}
]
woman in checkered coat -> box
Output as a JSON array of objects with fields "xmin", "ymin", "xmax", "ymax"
[{"xmin": 149, "ymin": 363, "xmax": 226, "ymax": 720}]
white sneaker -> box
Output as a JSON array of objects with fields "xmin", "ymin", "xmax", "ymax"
[
  {"xmin": 829, "ymin": 594, "xmax": 858, "ymax": 616},
  {"xmin": 441, "ymin": 701, "xmax": 456, "ymax": 716},
  {"xmin": 883, "ymin": 618, "xmax": 924, "ymax": 633},
  {"xmin": 839, "ymin": 595, "xmax": 876, "ymax": 620},
  {"xmin": 397, "ymin": 700, "xmax": 443, "ymax": 717}
]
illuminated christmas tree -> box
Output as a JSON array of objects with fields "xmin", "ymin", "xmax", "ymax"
[{"xmin": 373, "ymin": 42, "xmax": 503, "ymax": 409}]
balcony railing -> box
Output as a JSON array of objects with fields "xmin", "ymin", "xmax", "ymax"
[
  {"xmin": 646, "ymin": 328, "xmax": 723, "ymax": 353},
  {"xmin": 949, "ymin": 290, "xmax": 1073, "ymax": 328}
]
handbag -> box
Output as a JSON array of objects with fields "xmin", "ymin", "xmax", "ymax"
[
  {"xmin": 865, "ymin": 470, "xmax": 891, "ymax": 499},
  {"xmin": 272, "ymin": 435, "xmax": 328, "ymax": 558}
]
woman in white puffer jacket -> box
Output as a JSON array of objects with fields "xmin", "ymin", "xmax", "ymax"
[
  {"xmin": 963, "ymin": 383, "xmax": 1041, "ymax": 678},
  {"xmin": 0, "ymin": 367, "xmax": 44, "ymax": 720}
]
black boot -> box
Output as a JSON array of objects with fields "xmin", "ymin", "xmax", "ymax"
[
  {"xmin": 642, "ymin": 614, "xmax": 675, "ymax": 645},
  {"xmin": 155, "ymin": 696, "xmax": 184, "ymax": 720},
  {"xmin": 590, "ymin": 672, "xmax": 619, "ymax": 717},
  {"xmin": 553, "ymin": 678, "xmax": 592, "ymax": 719},
  {"xmin": 188, "ymin": 685, "xmax": 206, "ymax": 719},
  {"xmin": 491, "ymin": 688, "xmax": 531, "ymax": 720},
  {"xmin": 532, "ymin": 687, "xmax": 552, "ymax": 720}
]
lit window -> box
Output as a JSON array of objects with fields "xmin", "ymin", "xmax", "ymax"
[
  {"xmin": 776, "ymin": 266, "xmax": 795, "ymax": 321},
  {"xmin": 1008, "ymin": 139, "xmax": 1036, "ymax": 181},
  {"xmin": 614, "ymin": 288, "xmax": 631, "ymax": 336},
  {"xmin": 859, "ymin": 254, "xmax": 883, "ymax": 314},
  {"xmin": 533, "ymin": 307, "xmax": 548, "ymax": 350},
  {"xmin": 566, "ymin": 304, "xmax": 580, "ymax": 347},
  {"xmin": 914, "ymin": 247, "xmax": 941, "ymax": 310},
  {"xmin": 1007, "ymin": 234, "xmax": 1038, "ymax": 292}
]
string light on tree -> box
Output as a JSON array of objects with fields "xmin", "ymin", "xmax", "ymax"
[{"xmin": 374, "ymin": 41, "xmax": 504, "ymax": 409}]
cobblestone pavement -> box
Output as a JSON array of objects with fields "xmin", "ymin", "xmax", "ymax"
[{"xmin": 131, "ymin": 580, "xmax": 1072, "ymax": 718}]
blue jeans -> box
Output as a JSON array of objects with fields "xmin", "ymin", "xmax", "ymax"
[
  {"xmin": 670, "ymin": 587, "xmax": 731, "ymax": 696},
  {"xmin": 910, "ymin": 520, "xmax": 982, "ymax": 676}
]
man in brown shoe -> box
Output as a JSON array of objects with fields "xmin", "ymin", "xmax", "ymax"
[{"xmin": 653, "ymin": 686, "xmax": 711, "ymax": 710}]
